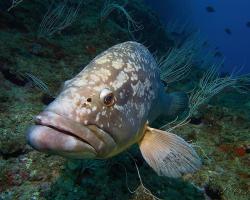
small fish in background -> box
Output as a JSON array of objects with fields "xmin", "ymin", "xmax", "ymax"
[
  {"xmin": 214, "ymin": 51, "xmax": 223, "ymax": 58},
  {"xmin": 224, "ymin": 28, "xmax": 232, "ymax": 35},
  {"xmin": 206, "ymin": 6, "xmax": 215, "ymax": 13},
  {"xmin": 246, "ymin": 21, "xmax": 250, "ymax": 28},
  {"xmin": 202, "ymin": 41, "xmax": 209, "ymax": 47},
  {"xmin": 27, "ymin": 41, "xmax": 201, "ymax": 178},
  {"xmin": 170, "ymin": 31, "xmax": 183, "ymax": 37}
]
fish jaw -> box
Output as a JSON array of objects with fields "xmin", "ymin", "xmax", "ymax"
[
  {"xmin": 27, "ymin": 125, "xmax": 97, "ymax": 158},
  {"xmin": 27, "ymin": 111, "xmax": 117, "ymax": 159}
]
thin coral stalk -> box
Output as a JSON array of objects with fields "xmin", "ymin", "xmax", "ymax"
[
  {"xmin": 160, "ymin": 63, "xmax": 250, "ymax": 132},
  {"xmin": 188, "ymin": 63, "xmax": 238, "ymax": 116},
  {"xmin": 7, "ymin": 0, "xmax": 23, "ymax": 12},
  {"xmin": 100, "ymin": 0, "xmax": 143, "ymax": 38},
  {"xmin": 158, "ymin": 34, "xmax": 205, "ymax": 84},
  {"xmin": 38, "ymin": 0, "xmax": 83, "ymax": 38},
  {"xmin": 126, "ymin": 153, "xmax": 162, "ymax": 200},
  {"xmin": 24, "ymin": 72, "xmax": 53, "ymax": 97},
  {"xmin": 158, "ymin": 47, "xmax": 193, "ymax": 84}
]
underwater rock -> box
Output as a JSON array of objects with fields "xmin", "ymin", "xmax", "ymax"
[
  {"xmin": 233, "ymin": 146, "xmax": 246, "ymax": 157},
  {"xmin": 204, "ymin": 184, "xmax": 223, "ymax": 200},
  {"xmin": 218, "ymin": 144, "xmax": 232, "ymax": 154},
  {"xmin": 29, "ymin": 43, "xmax": 43, "ymax": 56},
  {"xmin": 0, "ymin": 148, "xmax": 26, "ymax": 160},
  {"xmin": 0, "ymin": 0, "xmax": 249, "ymax": 199},
  {"xmin": 189, "ymin": 117, "xmax": 203, "ymax": 125},
  {"xmin": 28, "ymin": 40, "xmax": 67, "ymax": 60},
  {"xmin": 41, "ymin": 94, "xmax": 55, "ymax": 105},
  {"xmin": 245, "ymin": 145, "xmax": 250, "ymax": 154},
  {"xmin": 0, "ymin": 11, "xmax": 28, "ymax": 32},
  {"xmin": 0, "ymin": 62, "xmax": 28, "ymax": 86},
  {"xmin": 85, "ymin": 45, "xmax": 97, "ymax": 55}
]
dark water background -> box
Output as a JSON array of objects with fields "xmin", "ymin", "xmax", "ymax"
[{"xmin": 145, "ymin": 0, "xmax": 250, "ymax": 75}]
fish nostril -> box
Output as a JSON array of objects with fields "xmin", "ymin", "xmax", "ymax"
[
  {"xmin": 35, "ymin": 115, "xmax": 42, "ymax": 124},
  {"xmin": 87, "ymin": 98, "xmax": 92, "ymax": 102}
]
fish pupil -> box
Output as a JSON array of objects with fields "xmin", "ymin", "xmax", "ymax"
[{"xmin": 104, "ymin": 94, "xmax": 114, "ymax": 106}]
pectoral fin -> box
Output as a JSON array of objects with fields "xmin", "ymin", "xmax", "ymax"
[{"xmin": 138, "ymin": 125, "xmax": 201, "ymax": 177}]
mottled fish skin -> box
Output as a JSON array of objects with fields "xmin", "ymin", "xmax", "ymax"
[
  {"xmin": 27, "ymin": 41, "xmax": 202, "ymax": 178},
  {"xmin": 44, "ymin": 41, "xmax": 161, "ymax": 157}
]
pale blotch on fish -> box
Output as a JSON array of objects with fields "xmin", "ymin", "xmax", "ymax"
[
  {"xmin": 90, "ymin": 74, "xmax": 101, "ymax": 82},
  {"xmin": 112, "ymin": 71, "xmax": 129, "ymax": 90},
  {"xmin": 130, "ymin": 72, "xmax": 138, "ymax": 81},
  {"xmin": 112, "ymin": 58, "xmax": 124, "ymax": 69},
  {"xmin": 94, "ymin": 53, "xmax": 111, "ymax": 65}
]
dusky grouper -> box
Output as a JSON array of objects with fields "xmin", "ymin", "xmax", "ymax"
[{"xmin": 27, "ymin": 41, "xmax": 201, "ymax": 177}]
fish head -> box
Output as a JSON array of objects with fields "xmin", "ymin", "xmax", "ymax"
[{"xmin": 27, "ymin": 42, "xmax": 159, "ymax": 159}]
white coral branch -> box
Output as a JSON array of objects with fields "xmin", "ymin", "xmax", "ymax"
[
  {"xmin": 7, "ymin": 0, "xmax": 23, "ymax": 12},
  {"xmin": 38, "ymin": 0, "xmax": 83, "ymax": 38}
]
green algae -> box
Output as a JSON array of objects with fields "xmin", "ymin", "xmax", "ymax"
[
  {"xmin": 44, "ymin": 153, "xmax": 204, "ymax": 200},
  {"xmin": 177, "ymin": 103, "xmax": 250, "ymax": 200}
]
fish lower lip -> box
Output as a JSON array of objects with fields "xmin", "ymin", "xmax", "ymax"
[
  {"xmin": 27, "ymin": 125, "xmax": 97, "ymax": 158},
  {"xmin": 32, "ymin": 111, "xmax": 113, "ymax": 155},
  {"xmin": 28, "ymin": 111, "xmax": 101, "ymax": 158}
]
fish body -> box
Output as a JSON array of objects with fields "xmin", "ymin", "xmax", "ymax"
[{"xmin": 27, "ymin": 41, "xmax": 201, "ymax": 177}]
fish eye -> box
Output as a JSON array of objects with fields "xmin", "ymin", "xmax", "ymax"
[{"xmin": 100, "ymin": 88, "xmax": 115, "ymax": 106}]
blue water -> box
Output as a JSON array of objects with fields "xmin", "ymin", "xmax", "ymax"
[{"xmin": 145, "ymin": 0, "xmax": 250, "ymax": 74}]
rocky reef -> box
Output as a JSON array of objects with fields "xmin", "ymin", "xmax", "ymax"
[{"xmin": 0, "ymin": 0, "xmax": 249, "ymax": 199}]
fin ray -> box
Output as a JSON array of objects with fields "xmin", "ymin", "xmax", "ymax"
[{"xmin": 139, "ymin": 126, "xmax": 201, "ymax": 177}]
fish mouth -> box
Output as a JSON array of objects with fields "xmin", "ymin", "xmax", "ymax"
[{"xmin": 27, "ymin": 111, "xmax": 116, "ymax": 159}]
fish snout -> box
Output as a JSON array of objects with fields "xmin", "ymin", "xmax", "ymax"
[
  {"xmin": 27, "ymin": 111, "xmax": 117, "ymax": 158},
  {"xmin": 27, "ymin": 125, "xmax": 97, "ymax": 158}
]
